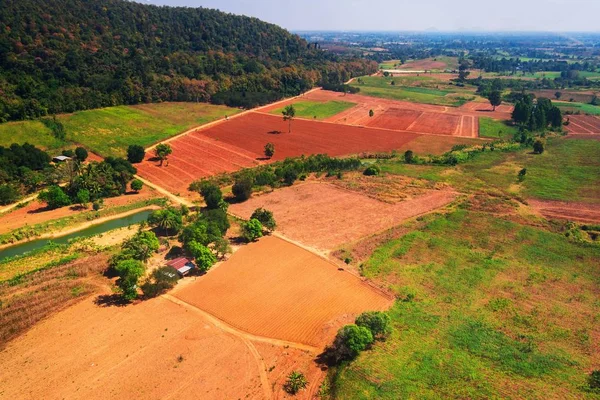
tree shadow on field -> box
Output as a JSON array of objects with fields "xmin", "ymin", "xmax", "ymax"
[
  {"xmin": 94, "ymin": 294, "xmax": 130, "ymax": 308},
  {"xmin": 267, "ymin": 130, "xmax": 282, "ymax": 135},
  {"xmin": 256, "ymin": 156, "xmax": 271, "ymax": 161}
]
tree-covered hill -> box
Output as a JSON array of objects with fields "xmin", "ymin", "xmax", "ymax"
[{"xmin": 0, "ymin": 0, "xmax": 376, "ymax": 122}]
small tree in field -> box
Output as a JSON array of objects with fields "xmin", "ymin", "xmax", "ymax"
[
  {"xmin": 404, "ymin": 150, "xmax": 414, "ymax": 164},
  {"xmin": 232, "ymin": 177, "xmax": 253, "ymax": 202},
  {"xmin": 264, "ymin": 142, "xmax": 275, "ymax": 159},
  {"xmin": 75, "ymin": 147, "xmax": 88, "ymax": 162},
  {"xmin": 554, "ymin": 91, "xmax": 562, "ymax": 100},
  {"xmin": 284, "ymin": 371, "xmax": 308, "ymax": 395},
  {"xmin": 369, "ymin": 109, "xmax": 374, "ymax": 117},
  {"xmin": 488, "ymin": 90, "xmax": 502, "ymax": 111},
  {"xmin": 187, "ymin": 241, "xmax": 217, "ymax": 272},
  {"xmin": 282, "ymin": 105, "xmax": 296, "ymax": 133},
  {"xmin": 114, "ymin": 259, "xmax": 145, "ymax": 301},
  {"xmin": 127, "ymin": 144, "xmax": 146, "ymax": 164},
  {"xmin": 589, "ymin": 370, "xmax": 600, "ymax": 390},
  {"xmin": 131, "ymin": 179, "xmax": 143, "ymax": 193},
  {"xmin": 329, "ymin": 324, "xmax": 374, "ymax": 363},
  {"xmin": 242, "ymin": 218, "xmax": 263, "ymax": 242},
  {"xmin": 356, "ymin": 311, "xmax": 392, "ymax": 340},
  {"xmin": 155, "ymin": 143, "xmax": 172, "ymax": 166}
]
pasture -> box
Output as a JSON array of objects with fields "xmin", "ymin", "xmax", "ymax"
[
  {"xmin": 478, "ymin": 117, "xmax": 520, "ymax": 140},
  {"xmin": 173, "ymin": 236, "xmax": 393, "ymax": 346},
  {"xmin": 330, "ymin": 209, "xmax": 600, "ymax": 398},
  {"xmin": 557, "ymin": 101, "xmax": 600, "ymax": 116},
  {"xmin": 0, "ymin": 102, "xmax": 240, "ymax": 157}
]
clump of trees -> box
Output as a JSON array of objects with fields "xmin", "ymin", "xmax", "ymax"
[
  {"xmin": 148, "ymin": 207, "xmax": 184, "ymax": 236},
  {"xmin": 250, "ymin": 208, "xmax": 276, "ymax": 232},
  {"xmin": 110, "ymin": 229, "xmax": 160, "ymax": 301},
  {"xmin": 127, "ymin": 145, "xmax": 146, "ymax": 164},
  {"xmin": 325, "ymin": 311, "xmax": 392, "ymax": 364},
  {"xmin": 141, "ymin": 266, "xmax": 180, "ymax": 298},
  {"xmin": 232, "ymin": 177, "xmax": 253, "ymax": 202},
  {"xmin": 512, "ymin": 95, "xmax": 563, "ymax": 132},
  {"xmin": 241, "ymin": 219, "xmax": 263, "ymax": 242}
]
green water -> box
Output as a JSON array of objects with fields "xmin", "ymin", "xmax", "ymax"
[{"xmin": 0, "ymin": 210, "xmax": 152, "ymax": 261}]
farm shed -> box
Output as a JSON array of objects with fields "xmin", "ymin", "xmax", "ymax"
[
  {"xmin": 167, "ymin": 257, "xmax": 195, "ymax": 277},
  {"xmin": 52, "ymin": 155, "xmax": 71, "ymax": 162}
]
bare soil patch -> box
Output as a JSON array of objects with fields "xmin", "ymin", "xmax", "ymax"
[
  {"xmin": 173, "ymin": 236, "xmax": 393, "ymax": 347},
  {"xmin": 529, "ymin": 199, "xmax": 600, "ymax": 223},
  {"xmin": 565, "ymin": 115, "xmax": 600, "ymax": 136},
  {"xmin": 229, "ymin": 182, "xmax": 458, "ymax": 252}
]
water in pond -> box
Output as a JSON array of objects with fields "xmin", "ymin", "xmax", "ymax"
[{"xmin": 0, "ymin": 209, "xmax": 153, "ymax": 262}]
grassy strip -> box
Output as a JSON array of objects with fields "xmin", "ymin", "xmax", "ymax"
[
  {"xmin": 270, "ymin": 100, "xmax": 356, "ymax": 119},
  {"xmin": 555, "ymin": 101, "xmax": 600, "ymax": 115},
  {"xmin": 478, "ymin": 117, "xmax": 521, "ymax": 140},
  {"xmin": 0, "ymin": 197, "xmax": 166, "ymax": 245},
  {"xmin": 0, "ymin": 120, "xmax": 66, "ymax": 149},
  {"xmin": 4, "ymin": 252, "xmax": 82, "ymax": 286}
]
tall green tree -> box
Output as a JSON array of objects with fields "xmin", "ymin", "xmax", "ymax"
[
  {"xmin": 282, "ymin": 105, "xmax": 296, "ymax": 133},
  {"xmin": 155, "ymin": 144, "xmax": 173, "ymax": 166},
  {"xmin": 148, "ymin": 208, "xmax": 183, "ymax": 236},
  {"xmin": 488, "ymin": 90, "xmax": 502, "ymax": 111}
]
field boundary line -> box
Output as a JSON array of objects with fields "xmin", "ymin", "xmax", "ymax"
[
  {"xmin": 134, "ymin": 175, "xmax": 194, "ymax": 207},
  {"xmin": 162, "ymin": 294, "xmax": 320, "ymax": 353}
]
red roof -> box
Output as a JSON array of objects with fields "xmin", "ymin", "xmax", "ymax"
[{"xmin": 167, "ymin": 257, "xmax": 192, "ymax": 270}]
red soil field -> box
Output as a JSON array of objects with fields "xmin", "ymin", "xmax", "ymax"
[
  {"xmin": 565, "ymin": 115, "xmax": 600, "ymax": 136},
  {"xmin": 0, "ymin": 186, "xmax": 157, "ymax": 235},
  {"xmin": 406, "ymin": 112, "xmax": 461, "ymax": 136},
  {"xmin": 367, "ymin": 108, "xmax": 423, "ymax": 130},
  {"xmin": 136, "ymin": 131, "xmax": 261, "ymax": 194},
  {"xmin": 529, "ymin": 199, "xmax": 600, "ymax": 224},
  {"xmin": 0, "ymin": 292, "xmax": 324, "ymax": 399},
  {"xmin": 174, "ymin": 236, "xmax": 393, "ymax": 347},
  {"xmin": 229, "ymin": 182, "xmax": 458, "ymax": 252}
]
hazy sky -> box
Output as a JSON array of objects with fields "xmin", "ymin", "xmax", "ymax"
[{"xmin": 139, "ymin": 0, "xmax": 600, "ymax": 32}]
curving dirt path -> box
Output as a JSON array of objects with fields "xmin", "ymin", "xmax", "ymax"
[{"xmin": 529, "ymin": 199, "xmax": 600, "ymax": 223}]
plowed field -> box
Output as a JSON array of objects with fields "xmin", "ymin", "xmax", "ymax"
[
  {"xmin": 566, "ymin": 115, "xmax": 600, "ymax": 137},
  {"xmin": 229, "ymin": 182, "xmax": 458, "ymax": 251},
  {"xmin": 173, "ymin": 236, "xmax": 393, "ymax": 347}
]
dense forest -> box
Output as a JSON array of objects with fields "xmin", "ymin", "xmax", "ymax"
[{"xmin": 0, "ymin": 0, "xmax": 377, "ymax": 122}]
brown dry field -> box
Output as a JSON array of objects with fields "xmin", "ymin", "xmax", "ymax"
[
  {"xmin": 0, "ymin": 186, "xmax": 157, "ymax": 235},
  {"xmin": 531, "ymin": 90, "xmax": 597, "ymax": 103},
  {"xmin": 529, "ymin": 199, "xmax": 600, "ymax": 223},
  {"xmin": 229, "ymin": 182, "xmax": 458, "ymax": 252},
  {"xmin": 173, "ymin": 236, "xmax": 393, "ymax": 347},
  {"xmin": 0, "ymin": 292, "xmax": 324, "ymax": 400},
  {"xmin": 565, "ymin": 114, "xmax": 600, "ymax": 136}
]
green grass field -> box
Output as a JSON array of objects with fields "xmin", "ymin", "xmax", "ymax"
[
  {"xmin": 555, "ymin": 101, "xmax": 600, "ymax": 116},
  {"xmin": 332, "ymin": 209, "xmax": 600, "ymax": 398},
  {"xmin": 381, "ymin": 137, "xmax": 600, "ymax": 203},
  {"xmin": 478, "ymin": 117, "xmax": 520, "ymax": 140},
  {"xmin": 270, "ymin": 100, "xmax": 355, "ymax": 120},
  {"xmin": 351, "ymin": 76, "xmax": 475, "ymax": 107},
  {"xmin": 0, "ymin": 102, "xmax": 240, "ymax": 157},
  {"xmin": 0, "ymin": 120, "xmax": 66, "ymax": 150}
]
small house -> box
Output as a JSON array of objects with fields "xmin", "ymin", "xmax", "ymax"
[
  {"xmin": 167, "ymin": 257, "xmax": 196, "ymax": 277},
  {"xmin": 52, "ymin": 155, "xmax": 71, "ymax": 163}
]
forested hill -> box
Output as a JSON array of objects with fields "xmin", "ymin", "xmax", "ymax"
[{"xmin": 0, "ymin": 0, "xmax": 376, "ymax": 122}]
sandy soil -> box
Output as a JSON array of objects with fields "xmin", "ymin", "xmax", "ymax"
[
  {"xmin": 529, "ymin": 199, "xmax": 600, "ymax": 223},
  {"xmin": 173, "ymin": 236, "xmax": 393, "ymax": 347},
  {"xmin": 0, "ymin": 291, "xmax": 323, "ymax": 400},
  {"xmin": 0, "ymin": 186, "xmax": 157, "ymax": 235},
  {"xmin": 229, "ymin": 182, "xmax": 459, "ymax": 252}
]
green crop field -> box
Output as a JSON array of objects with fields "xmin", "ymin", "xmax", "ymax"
[
  {"xmin": 478, "ymin": 117, "xmax": 520, "ymax": 140},
  {"xmin": 270, "ymin": 100, "xmax": 355, "ymax": 120},
  {"xmin": 331, "ymin": 208, "xmax": 600, "ymax": 398},
  {"xmin": 0, "ymin": 120, "xmax": 66, "ymax": 150},
  {"xmin": 0, "ymin": 102, "xmax": 240, "ymax": 157},
  {"xmin": 351, "ymin": 76, "xmax": 475, "ymax": 107},
  {"xmin": 381, "ymin": 137, "xmax": 600, "ymax": 203},
  {"xmin": 555, "ymin": 101, "xmax": 600, "ymax": 116}
]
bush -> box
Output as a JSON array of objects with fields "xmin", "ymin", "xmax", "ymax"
[
  {"xmin": 242, "ymin": 218, "xmax": 263, "ymax": 242},
  {"xmin": 75, "ymin": 147, "xmax": 88, "ymax": 162},
  {"xmin": 127, "ymin": 144, "xmax": 146, "ymax": 163},
  {"xmin": 199, "ymin": 181, "xmax": 223, "ymax": 209},
  {"xmin": 355, "ymin": 311, "xmax": 392, "ymax": 340},
  {"xmin": 187, "ymin": 241, "xmax": 217, "ymax": 273},
  {"xmin": 329, "ymin": 324, "xmax": 374, "ymax": 362},
  {"xmin": 38, "ymin": 185, "xmax": 71, "ymax": 209},
  {"xmin": 250, "ymin": 208, "xmax": 276, "ymax": 232},
  {"xmin": 589, "ymin": 370, "xmax": 600, "ymax": 390},
  {"xmin": 232, "ymin": 177, "xmax": 253, "ymax": 201},
  {"xmin": 141, "ymin": 266, "xmax": 179, "ymax": 298},
  {"xmin": 130, "ymin": 179, "xmax": 143, "ymax": 192},
  {"xmin": 284, "ymin": 371, "xmax": 308, "ymax": 395},
  {"xmin": 62, "ymin": 149, "xmax": 74, "ymax": 158},
  {"xmin": 363, "ymin": 165, "xmax": 380, "ymax": 176},
  {"xmin": 254, "ymin": 169, "xmax": 277, "ymax": 187},
  {"xmin": 518, "ymin": 168, "xmax": 527, "ymax": 182},
  {"xmin": 0, "ymin": 184, "xmax": 19, "ymax": 205},
  {"xmin": 533, "ymin": 139, "xmax": 545, "ymax": 154},
  {"xmin": 264, "ymin": 142, "xmax": 275, "ymax": 159},
  {"xmin": 404, "ymin": 150, "xmax": 414, "ymax": 164}
]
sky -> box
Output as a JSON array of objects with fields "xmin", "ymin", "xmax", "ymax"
[{"xmin": 139, "ymin": 0, "xmax": 600, "ymax": 32}]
